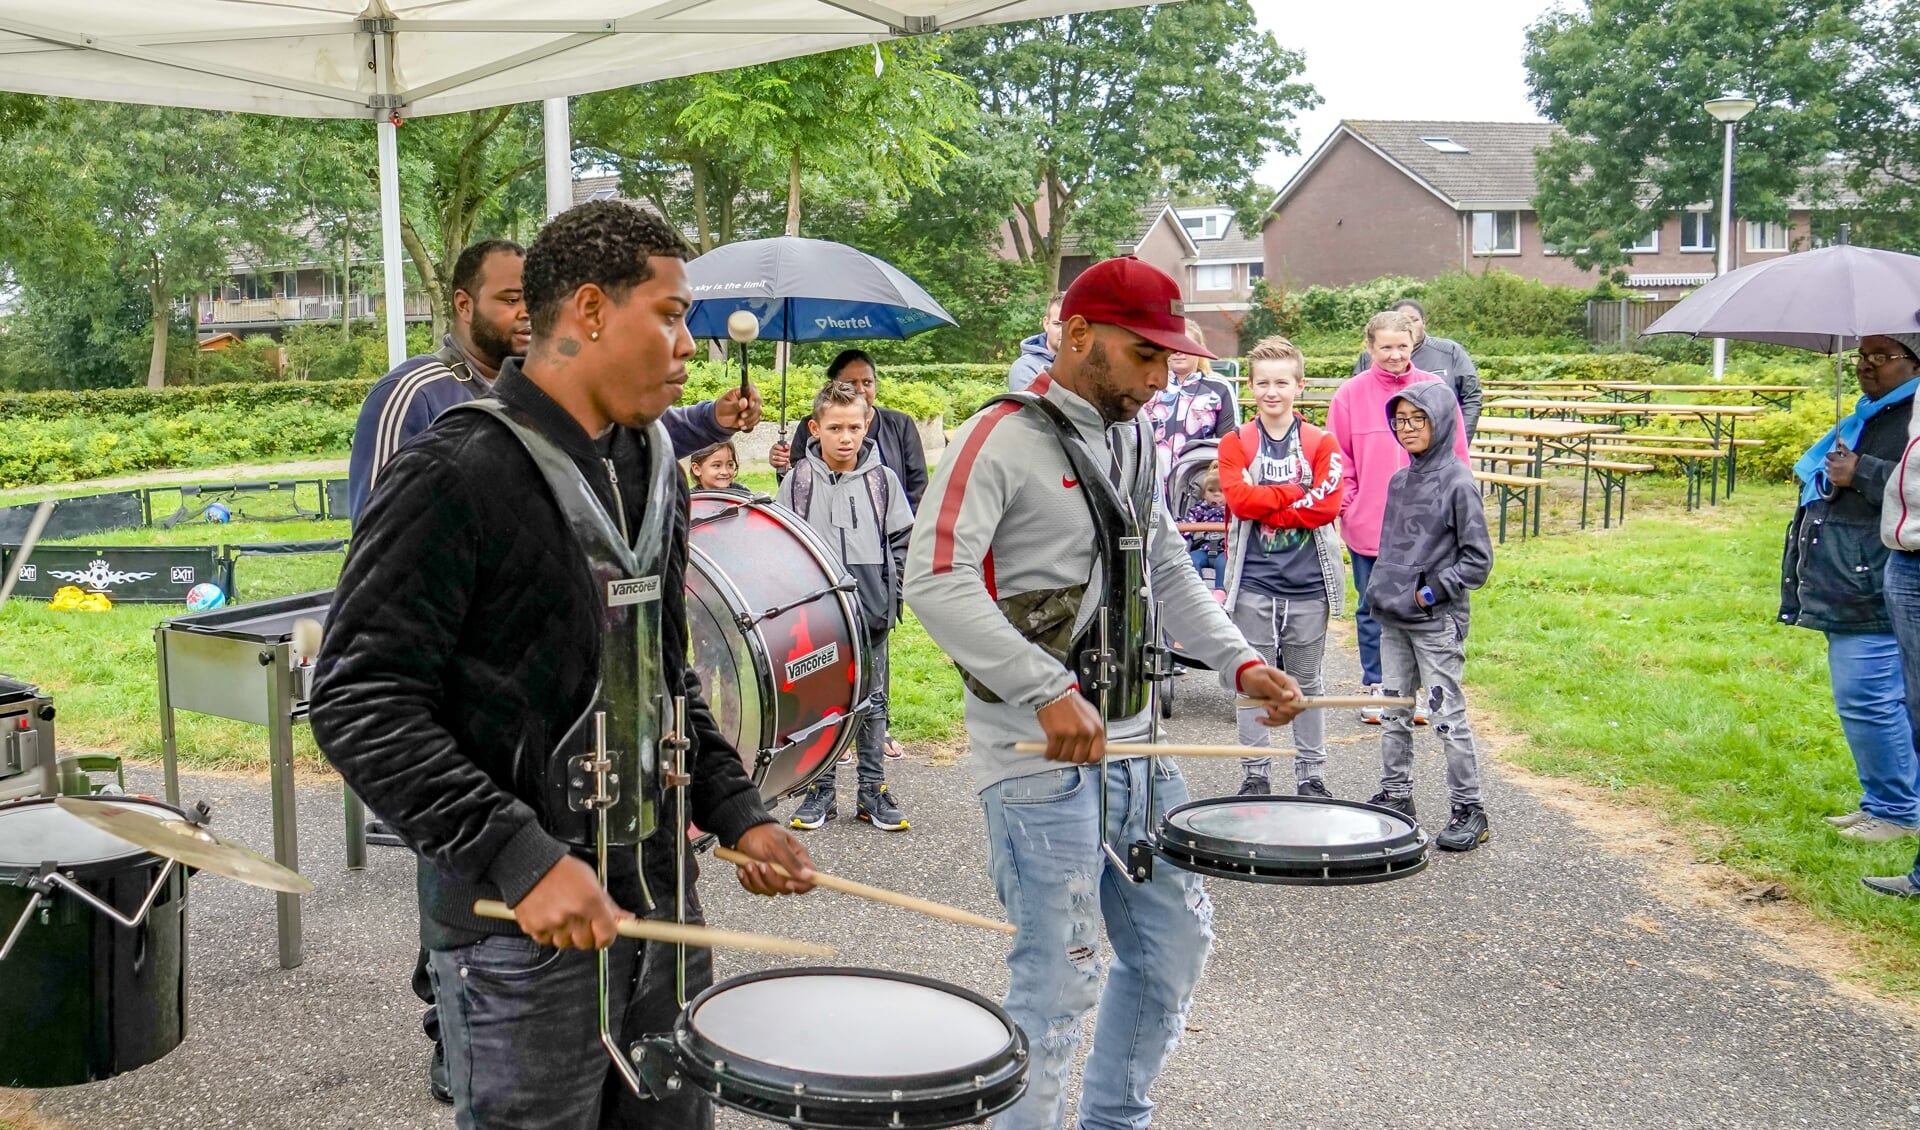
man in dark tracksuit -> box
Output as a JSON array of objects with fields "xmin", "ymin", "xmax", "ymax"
[
  {"xmin": 313, "ymin": 202, "xmax": 815, "ymax": 1130},
  {"xmin": 1364, "ymin": 379, "xmax": 1495, "ymax": 851},
  {"xmin": 1354, "ymin": 299, "xmax": 1483, "ymax": 440}
]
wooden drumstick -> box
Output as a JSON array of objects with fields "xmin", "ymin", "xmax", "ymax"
[
  {"xmin": 1016, "ymin": 741, "xmax": 1297, "ymax": 760},
  {"xmin": 1237, "ymin": 695, "xmax": 1416, "ymax": 710},
  {"xmin": 471, "ymin": 899, "xmax": 834, "ymax": 958},
  {"xmin": 713, "ymin": 845, "xmax": 1016, "ymax": 935}
]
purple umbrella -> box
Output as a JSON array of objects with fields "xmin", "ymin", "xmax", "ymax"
[{"xmin": 1642, "ymin": 244, "xmax": 1920, "ymax": 414}]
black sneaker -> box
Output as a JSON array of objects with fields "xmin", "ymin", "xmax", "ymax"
[
  {"xmin": 858, "ymin": 784, "xmax": 909, "ymax": 831},
  {"xmin": 1436, "ymin": 804, "xmax": 1490, "ymax": 851},
  {"xmin": 1237, "ymin": 775, "xmax": 1272, "ymax": 797},
  {"xmin": 1366, "ymin": 791, "xmax": 1416, "ymax": 820},
  {"xmin": 365, "ymin": 818, "xmax": 405, "ymax": 848},
  {"xmin": 1296, "ymin": 777, "xmax": 1333, "ymax": 799},
  {"xmin": 790, "ymin": 786, "xmax": 837, "ymax": 830},
  {"xmin": 428, "ymin": 1040, "xmax": 452, "ymax": 1105}
]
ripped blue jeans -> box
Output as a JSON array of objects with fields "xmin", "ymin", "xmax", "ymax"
[{"xmin": 980, "ymin": 758, "xmax": 1213, "ymax": 1130}]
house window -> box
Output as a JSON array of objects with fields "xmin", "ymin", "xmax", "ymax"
[
  {"xmin": 1680, "ymin": 211, "xmax": 1714, "ymax": 252},
  {"xmin": 278, "ymin": 271, "xmax": 299, "ymax": 297},
  {"xmin": 1746, "ymin": 221, "xmax": 1789, "ymax": 252},
  {"xmin": 1182, "ymin": 214, "xmax": 1223, "ymax": 239},
  {"xmin": 1421, "ymin": 136, "xmax": 1470, "ymax": 154},
  {"xmin": 1622, "ymin": 229, "xmax": 1659, "ymax": 254},
  {"xmin": 1193, "ymin": 264, "xmax": 1235, "ymax": 291},
  {"xmin": 1471, "ymin": 211, "xmax": 1519, "ymax": 255},
  {"xmin": 1249, "ymin": 262, "xmax": 1265, "ymax": 279}
]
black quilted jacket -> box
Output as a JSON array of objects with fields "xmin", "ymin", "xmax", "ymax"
[{"xmin": 312, "ymin": 360, "xmax": 771, "ymax": 949}]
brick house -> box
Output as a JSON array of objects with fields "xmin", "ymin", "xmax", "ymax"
[
  {"xmin": 1049, "ymin": 200, "xmax": 1261, "ymax": 351},
  {"xmin": 1261, "ymin": 120, "xmax": 1818, "ymax": 299}
]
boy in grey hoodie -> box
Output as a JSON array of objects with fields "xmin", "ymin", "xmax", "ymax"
[
  {"xmin": 1365, "ymin": 380, "xmax": 1495, "ymax": 851},
  {"xmin": 778, "ymin": 381, "xmax": 915, "ymax": 832}
]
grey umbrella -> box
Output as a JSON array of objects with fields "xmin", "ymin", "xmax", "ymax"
[{"xmin": 1642, "ymin": 243, "xmax": 1920, "ymax": 415}]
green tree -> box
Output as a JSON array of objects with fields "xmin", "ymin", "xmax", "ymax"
[
  {"xmin": 947, "ymin": 0, "xmax": 1317, "ymax": 291},
  {"xmin": 1830, "ymin": 0, "xmax": 1920, "ymax": 250},
  {"xmin": 1524, "ymin": 0, "xmax": 1859, "ymax": 273},
  {"xmin": 0, "ymin": 101, "xmax": 300, "ymax": 388}
]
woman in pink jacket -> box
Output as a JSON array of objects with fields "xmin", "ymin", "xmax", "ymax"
[{"xmin": 1326, "ymin": 309, "xmax": 1471, "ymax": 720}]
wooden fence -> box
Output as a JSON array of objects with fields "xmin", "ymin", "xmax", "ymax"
[{"xmin": 1586, "ymin": 298, "xmax": 1681, "ymax": 347}]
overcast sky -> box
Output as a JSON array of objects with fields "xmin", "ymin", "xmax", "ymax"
[{"xmin": 1247, "ymin": 0, "xmax": 1569, "ymax": 191}]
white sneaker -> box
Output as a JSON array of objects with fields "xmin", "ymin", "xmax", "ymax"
[
  {"xmin": 1838, "ymin": 816, "xmax": 1920, "ymax": 843},
  {"xmin": 1412, "ymin": 688, "xmax": 1430, "ymax": 726},
  {"xmin": 1824, "ymin": 810, "xmax": 1870, "ymax": 828},
  {"xmin": 1358, "ymin": 685, "xmax": 1385, "ymax": 726}
]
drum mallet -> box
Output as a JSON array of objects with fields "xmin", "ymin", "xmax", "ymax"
[
  {"xmin": 711, "ymin": 845, "xmax": 1016, "ymax": 936},
  {"xmin": 1236, "ymin": 694, "xmax": 1415, "ymax": 711},
  {"xmin": 472, "ymin": 899, "xmax": 835, "ymax": 958},
  {"xmin": 727, "ymin": 310, "xmax": 760, "ymax": 400}
]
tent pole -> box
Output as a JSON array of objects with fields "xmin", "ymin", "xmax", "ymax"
[
  {"xmin": 543, "ymin": 97, "xmax": 571, "ymax": 220},
  {"xmin": 377, "ymin": 118, "xmax": 408, "ymax": 369}
]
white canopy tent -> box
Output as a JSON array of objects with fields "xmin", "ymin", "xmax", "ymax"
[{"xmin": 0, "ymin": 0, "xmax": 1144, "ymax": 365}]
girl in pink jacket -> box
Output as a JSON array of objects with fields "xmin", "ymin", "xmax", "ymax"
[{"xmin": 1326, "ymin": 309, "xmax": 1471, "ymax": 716}]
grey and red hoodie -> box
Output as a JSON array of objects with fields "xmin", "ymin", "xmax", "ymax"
[{"xmin": 1364, "ymin": 381, "xmax": 1493, "ymax": 635}]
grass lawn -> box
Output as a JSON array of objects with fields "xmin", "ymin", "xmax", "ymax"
[{"xmin": 1466, "ymin": 476, "xmax": 1920, "ymax": 995}]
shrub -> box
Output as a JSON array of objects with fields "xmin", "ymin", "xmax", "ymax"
[{"xmin": 1744, "ymin": 397, "xmax": 1838, "ymax": 485}]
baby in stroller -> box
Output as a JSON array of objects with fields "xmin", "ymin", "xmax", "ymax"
[{"xmin": 1168, "ymin": 439, "xmax": 1227, "ymax": 592}]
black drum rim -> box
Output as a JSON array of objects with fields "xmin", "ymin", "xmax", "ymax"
[
  {"xmin": 671, "ymin": 966, "xmax": 1028, "ymax": 1127},
  {"xmin": 1155, "ymin": 795, "xmax": 1430, "ymax": 886}
]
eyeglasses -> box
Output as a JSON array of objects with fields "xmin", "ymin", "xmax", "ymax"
[
  {"xmin": 1851, "ymin": 350, "xmax": 1915, "ymax": 368},
  {"xmin": 1390, "ymin": 416, "xmax": 1431, "ymax": 431}
]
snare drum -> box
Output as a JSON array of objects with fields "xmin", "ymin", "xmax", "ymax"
[
  {"xmin": 686, "ymin": 491, "xmax": 872, "ymax": 803},
  {"xmin": 0, "ymin": 795, "xmax": 190, "ymax": 1086},
  {"xmin": 1153, "ymin": 795, "xmax": 1429, "ymax": 885},
  {"xmin": 642, "ymin": 968, "xmax": 1027, "ymax": 1128}
]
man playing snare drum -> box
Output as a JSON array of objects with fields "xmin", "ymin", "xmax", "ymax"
[{"xmin": 905, "ymin": 256, "xmax": 1302, "ymax": 1130}]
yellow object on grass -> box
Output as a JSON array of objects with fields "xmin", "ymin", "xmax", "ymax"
[{"xmin": 49, "ymin": 585, "xmax": 113, "ymax": 612}]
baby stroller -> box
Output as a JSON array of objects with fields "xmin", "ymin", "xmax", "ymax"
[{"xmin": 1159, "ymin": 437, "xmax": 1225, "ymax": 719}]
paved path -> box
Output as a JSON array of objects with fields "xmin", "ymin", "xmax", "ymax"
[{"xmin": 15, "ymin": 640, "xmax": 1920, "ymax": 1129}]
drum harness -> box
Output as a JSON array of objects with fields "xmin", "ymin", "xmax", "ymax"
[
  {"xmin": 442, "ymin": 399, "xmax": 688, "ymax": 1096},
  {"xmin": 983, "ymin": 392, "xmax": 1177, "ymax": 885}
]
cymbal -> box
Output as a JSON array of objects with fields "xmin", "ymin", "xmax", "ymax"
[{"xmin": 55, "ymin": 797, "xmax": 315, "ymax": 895}]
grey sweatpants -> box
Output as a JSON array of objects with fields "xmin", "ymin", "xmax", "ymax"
[
  {"xmin": 1229, "ymin": 592, "xmax": 1328, "ymax": 784},
  {"xmin": 1378, "ymin": 616, "xmax": 1482, "ymax": 806}
]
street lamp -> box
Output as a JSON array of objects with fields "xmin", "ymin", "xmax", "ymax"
[{"xmin": 1705, "ymin": 93, "xmax": 1757, "ymax": 380}]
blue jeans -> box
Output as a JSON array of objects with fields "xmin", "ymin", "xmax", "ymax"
[
  {"xmin": 1350, "ymin": 550, "xmax": 1381, "ymax": 686},
  {"xmin": 1825, "ymin": 631, "xmax": 1920, "ymax": 826},
  {"xmin": 1187, "ymin": 546, "xmax": 1224, "ymax": 587},
  {"xmin": 811, "ymin": 629, "xmax": 889, "ymax": 794},
  {"xmin": 980, "ymin": 759, "xmax": 1213, "ymax": 1130}
]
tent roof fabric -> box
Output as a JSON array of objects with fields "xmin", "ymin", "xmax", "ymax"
[{"xmin": 0, "ymin": 1, "xmax": 1147, "ymax": 120}]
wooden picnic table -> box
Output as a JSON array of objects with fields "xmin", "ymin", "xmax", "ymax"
[
  {"xmin": 1593, "ymin": 382, "xmax": 1808, "ymax": 410},
  {"xmin": 1485, "ymin": 400, "xmax": 1766, "ymax": 498},
  {"xmin": 1472, "ymin": 418, "xmax": 1623, "ymax": 536}
]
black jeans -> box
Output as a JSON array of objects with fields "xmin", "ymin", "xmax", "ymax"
[{"xmin": 426, "ymin": 877, "xmax": 713, "ymax": 1129}]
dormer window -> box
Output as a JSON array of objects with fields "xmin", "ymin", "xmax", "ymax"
[
  {"xmin": 1421, "ymin": 136, "xmax": 1470, "ymax": 154},
  {"xmin": 1181, "ymin": 214, "xmax": 1224, "ymax": 239}
]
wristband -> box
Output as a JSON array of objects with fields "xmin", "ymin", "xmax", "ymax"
[
  {"xmin": 1418, "ymin": 585, "xmax": 1436, "ymax": 606},
  {"xmin": 1039, "ymin": 684, "xmax": 1081, "ymax": 712}
]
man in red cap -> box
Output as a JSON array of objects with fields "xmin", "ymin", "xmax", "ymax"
[{"xmin": 905, "ymin": 256, "xmax": 1302, "ymax": 1130}]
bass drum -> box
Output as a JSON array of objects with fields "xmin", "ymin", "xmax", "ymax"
[
  {"xmin": 686, "ymin": 490, "xmax": 872, "ymax": 804},
  {"xmin": 0, "ymin": 795, "xmax": 190, "ymax": 1086}
]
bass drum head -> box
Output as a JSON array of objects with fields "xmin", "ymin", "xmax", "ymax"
[
  {"xmin": 1157, "ymin": 795, "xmax": 1429, "ymax": 886},
  {"xmin": 687, "ymin": 492, "xmax": 869, "ymax": 804},
  {"xmin": 0, "ymin": 796, "xmax": 189, "ymax": 1087},
  {"xmin": 674, "ymin": 968, "xmax": 1027, "ymax": 1129}
]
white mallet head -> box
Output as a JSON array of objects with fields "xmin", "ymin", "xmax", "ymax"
[
  {"xmin": 291, "ymin": 618, "xmax": 324, "ymax": 663},
  {"xmin": 726, "ymin": 310, "xmax": 761, "ymax": 344}
]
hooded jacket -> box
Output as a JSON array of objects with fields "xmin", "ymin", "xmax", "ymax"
[
  {"xmin": 1364, "ymin": 381, "xmax": 1494, "ymax": 634},
  {"xmin": 783, "ymin": 403, "xmax": 929, "ymax": 508},
  {"xmin": 1327, "ymin": 362, "xmax": 1471, "ymax": 557},
  {"xmin": 1007, "ymin": 332, "xmax": 1055, "ymax": 392},
  {"xmin": 776, "ymin": 437, "xmax": 914, "ymax": 637}
]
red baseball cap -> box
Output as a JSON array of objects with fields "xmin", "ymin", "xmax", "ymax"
[{"xmin": 1060, "ymin": 256, "xmax": 1215, "ymax": 358}]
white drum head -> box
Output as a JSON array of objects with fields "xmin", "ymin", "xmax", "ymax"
[{"xmin": 691, "ymin": 974, "xmax": 1010, "ymax": 1077}]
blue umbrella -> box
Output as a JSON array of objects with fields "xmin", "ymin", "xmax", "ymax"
[{"xmin": 686, "ymin": 236, "xmax": 957, "ymax": 342}]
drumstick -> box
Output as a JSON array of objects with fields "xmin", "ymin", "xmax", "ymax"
[
  {"xmin": 711, "ymin": 845, "xmax": 1016, "ymax": 936},
  {"xmin": 0, "ymin": 500, "xmax": 54, "ymax": 610},
  {"xmin": 1237, "ymin": 695, "xmax": 1415, "ymax": 710},
  {"xmin": 471, "ymin": 899, "xmax": 834, "ymax": 958},
  {"xmin": 1015, "ymin": 741, "xmax": 1297, "ymax": 760}
]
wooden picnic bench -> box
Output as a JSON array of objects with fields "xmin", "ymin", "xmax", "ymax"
[
  {"xmin": 1473, "ymin": 469, "xmax": 1543, "ymax": 543},
  {"xmin": 1546, "ymin": 456, "xmax": 1654, "ymax": 527},
  {"xmin": 1586, "ymin": 442, "xmax": 1726, "ymax": 509}
]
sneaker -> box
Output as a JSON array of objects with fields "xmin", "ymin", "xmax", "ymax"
[
  {"xmin": 1837, "ymin": 816, "xmax": 1920, "ymax": 843},
  {"xmin": 1296, "ymin": 777, "xmax": 1333, "ymax": 799},
  {"xmin": 883, "ymin": 736, "xmax": 906, "ymax": 761},
  {"xmin": 1861, "ymin": 874, "xmax": 1920, "ymax": 899},
  {"xmin": 428, "ymin": 1041, "xmax": 452, "ymax": 1105},
  {"xmin": 837, "ymin": 747, "xmax": 853, "ymax": 765},
  {"xmin": 1435, "ymin": 803, "xmax": 1490, "ymax": 852},
  {"xmin": 1366, "ymin": 791, "xmax": 1416, "ymax": 820},
  {"xmin": 1412, "ymin": 688, "xmax": 1430, "ymax": 727},
  {"xmin": 858, "ymin": 784, "xmax": 909, "ymax": 831},
  {"xmin": 790, "ymin": 786, "xmax": 837, "ymax": 830},
  {"xmin": 1823, "ymin": 810, "xmax": 1870, "ymax": 828},
  {"xmin": 1358, "ymin": 686, "xmax": 1385, "ymax": 726},
  {"xmin": 1237, "ymin": 775, "xmax": 1272, "ymax": 797},
  {"xmin": 365, "ymin": 818, "xmax": 405, "ymax": 848}
]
